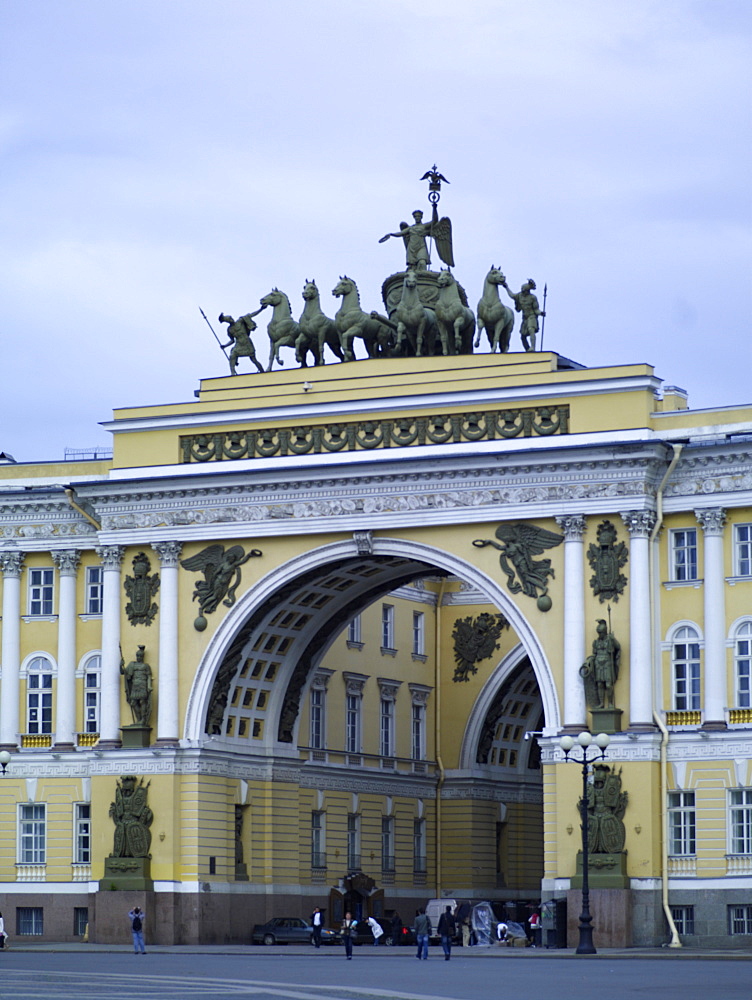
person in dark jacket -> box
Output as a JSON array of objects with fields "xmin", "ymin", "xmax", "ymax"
[
  {"xmin": 437, "ymin": 905, "xmax": 457, "ymax": 960},
  {"xmin": 341, "ymin": 912, "xmax": 355, "ymax": 960},
  {"xmin": 391, "ymin": 911, "xmax": 403, "ymax": 946},
  {"xmin": 414, "ymin": 908, "xmax": 431, "ymax": 960},
  {"xmin": 311, "ymin": 907, "xmax": 323, "ymax": 948}
]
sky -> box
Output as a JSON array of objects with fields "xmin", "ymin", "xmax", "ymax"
[{"xmin": 1, "ymin": 0, "xmax": 750, "ymax": 463}]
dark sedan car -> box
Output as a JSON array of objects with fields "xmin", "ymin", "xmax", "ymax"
[{"xmin": 251, "ymin": 917, "xmax": 337, "ymax": 945}]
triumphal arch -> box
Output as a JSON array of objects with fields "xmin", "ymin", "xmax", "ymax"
[{"xmin": 1, "ymin": 171, "xmax": 751, "ymax": 947}]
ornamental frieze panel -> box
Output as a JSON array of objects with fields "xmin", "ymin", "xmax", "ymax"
[{"xmin": 179, "ymin": 405, "xmax": 570, "ymax": 463}]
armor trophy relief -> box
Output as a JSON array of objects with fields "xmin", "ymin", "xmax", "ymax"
[{"xmin": 200, "ymin": 166, "xmax": 547, "ymax": 371}]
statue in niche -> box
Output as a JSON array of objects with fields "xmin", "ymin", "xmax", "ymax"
[
  {"xmin": 500, "ymin": 277, "xmax": 545, "ymax": 351},
  {"xmin": 452, "ymin": 612, "xmax": 509, "ymax": 683},
  {"xmin": 580, "ymin": 616, "xmax": 621, "ymax": 711},
  {"xmin": 581, "ymin": 764, "xmax": 627, "ymax": 854},
  {"xmin": 124, "ymin": 552, "xmax": 159, "ymax": 627},
  {"xmin": 472, "ymin": 523, "xmax": 563, "ymax": 612},
  {"xmin": 109, "ymin": 775, "xmax": 153, "ymax": 858},
  {"xmin": 587, "ymin": 520, "xmax": 628, "ymax": 603},
  {"xmin": 121, "ymin": 645, "xmax": 153, "ymax": 726},
  {"xmin": 181, "ymin": 544, "xmax": 262, "ymax": 630},
  {"xmin": 219, "ymin": 310, "xmax": 266, "ymax": 375}
]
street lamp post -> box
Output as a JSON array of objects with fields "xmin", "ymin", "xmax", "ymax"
[
  {"xmin": 0, "ymin": 750, "xmax": 11, "ymax": 775},
  {"xmin": 559, "ymin": 731, "xmax": 610, "ymax": 955}
]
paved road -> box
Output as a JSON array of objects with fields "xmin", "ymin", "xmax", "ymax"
[{"xmin": 1, "ymin": 949, "xmax": 750, "ymax": 1000}]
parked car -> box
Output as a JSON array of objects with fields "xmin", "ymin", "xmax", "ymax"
[{"xmin": 251, "ymin": 917, "xmax": 337, "ymax": 945}]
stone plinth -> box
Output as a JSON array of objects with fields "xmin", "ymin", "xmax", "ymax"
[
  {"xmin": 590, "ymin": 707, "xmax": 623, "ymax": 734},
  {"xmin": 566, "ymin": 888, "xmax": 632, "ymax": 948},
  {"xmin": 120, "ymin": 724, "xmax": 152, "ymax": 748},
  {"xmin": 100, "ymin": 856, "xmax": 153, "ymax": 892},
  {"xmin": 571, "ymin": 850, "xmax": 629, "ymax": 889}
]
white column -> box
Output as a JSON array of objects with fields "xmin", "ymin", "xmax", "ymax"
[
  {"xmin": 96, "ymin": 545, "xmax": 124, "ymax": 747},
  {"xmin": 52, "ymin": 550, "xmax": 80, "ymax": 749},
  {"xmin": 0, "ymin": 551, "xmax": 24, "ymax": 749},
  {"xmin": 696, "ymin": 508, "xmax": 727, "ymax": 729},
  {"xmin": 621, "ymin": 510, "xmax": 657, "ymax": 730},
  {"xmin": 555, "ymin": 514, "xmax": 587, "ymax": 730},
  {"xmin": 152, "ymin": 541, "xmax": 182, "ymax": 745}
]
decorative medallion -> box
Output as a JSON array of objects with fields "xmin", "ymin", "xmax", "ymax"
[
  {"xmin": 451, "ymin": 612, "xmax": 509, "ymax": 683},
  {"xmin": 473, "ymin": 523, "xmax": 563, "ymax": 611},
  {"xmin": 124, "ymin": 552, "xmax": 160, "ymax": 626},
  {"xmin": 587, "ymin": 520, "xmax": 628, "ymax": 603}
]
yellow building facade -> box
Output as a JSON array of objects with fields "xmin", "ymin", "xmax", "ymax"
[{"xmin": 0, "ymin": 352, "xmax": 750, "ymax": 947}]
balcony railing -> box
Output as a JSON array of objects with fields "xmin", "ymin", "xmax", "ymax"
[
  {"xmin": 71, "ymin": 863, "xmax": 92, "ymax": 881},
  {"xmin": 16, "ymin": 864, "xmax": 46, "ymax": 881},
  {"xmin": 21, "ymin": 734, "xmax": 52, "ymax": 748},
  {"xmin": 727, "ymin": 854, "xmax": 752, "ymax": 875},
  {"xmin": 667, "ymin": 856, "xmax": 696, "ymax": 876}
]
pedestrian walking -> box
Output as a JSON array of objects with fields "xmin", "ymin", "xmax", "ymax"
[
  {"xmin": 528, "ymin": 910, "xmax": 541, "ymax": 947},
  {"xmin": 366, "ymin": 915, "xmax": 384, "ymax": 945},
  {"xmin": 457, "ymin": 903, "xmax": 471, "ymax": 947},
  {"xmin": 414, "ymin": 908, "xmax": 431, "ymax": 960},
  {"xmin": 311, "ymin": 907, "xmax": 323, "ymax": 948},
  {"xmin": 391, "ymin": 911, "xmax": 403, "ymax": 947},
  {"xmin": 341, "ymin": 911, "xmax": 356, "ymax": 960},
  {"xmin": 437, "ymin": 905, "xmax": 456, "ymax": 961},
  {"xmin": 0, "ymin": 911, "xmax": 6, "ymax": 950},
  {"xmin": 129, "ymin": 906, "xmax": 146, "ymax": 954}
]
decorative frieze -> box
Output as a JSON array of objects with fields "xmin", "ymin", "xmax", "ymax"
[{"xmin": 180, "ymin": 406, "xmax": 571, "ymax": 463}]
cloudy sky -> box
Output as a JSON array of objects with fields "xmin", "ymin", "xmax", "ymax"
[{"xmin": 1, "ymin": 0, "xmax": 750, "ymax": 463}]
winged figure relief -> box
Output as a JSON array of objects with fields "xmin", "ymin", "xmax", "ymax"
[
  {"xmin": 473, "ymin": 523, "xmax": 563, "ymax": 611},
  {"xmin": 180, "ymin": 543, "xmax": 262, "ymax": 619}
]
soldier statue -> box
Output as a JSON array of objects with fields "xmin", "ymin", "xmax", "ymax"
[
  {"xmin": 121, "ymin": 645, "xmax": 153, "ymax": 726},
  {"xmin": 501, "ymin": 277, "xmax": 545, "ymax": 351},
  {"xmin": 580, "ymin": 619, "xmax": 621, "ymax": 710}
]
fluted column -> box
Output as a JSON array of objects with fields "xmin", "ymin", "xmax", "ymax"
[
  {"xmin": 621, "ymin": 511, "xmax": 657, "ymax": 730},
  {"xmin": 696, "ymin": 508, "xmax": 727, "ymax": 729},
  {"xmin": 152, "ymin": 541, "xmax": 182, "ymax": 746},
  {"xmin": 52, "ymin": 550, "xmax": 80, "ymax": 749},
  {"xmin": 555, "ymin": 514, "xmax": 587, "ymax": 730},
  {"xmin": 0, "ymin": 551, "xmax": 24, "ymax": 749},
  {"xmin": 96, "ymin": 545, "xmax": 125, "ymax": 747}
]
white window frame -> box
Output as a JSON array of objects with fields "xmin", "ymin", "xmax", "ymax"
[
  {"xmin": 347, "ymin": 813, "xmax": 360, "ymax": 870},
  {"xmin": 346, "ymin": 694, "xmax": 361, "ymax": 754},
  {"xmin": 668, "ymin": 791, "xmax": 696, "ymax": 856},
  {"xmin": 730, "ymin": 789, "xmax": 752, "ymax": 855},
  {"xmin": 381, "ymin": 604, "xmax": 395, "ymax": 650},
  {"xmin": 26, "ymin": 655, "xmax": 53, "ymax": 735},
  {"xmin": 728, "ymin": 904, "xmax": 752, "ymax": 935},
  {"xmin": 28, "ymin": 567, "xmax": 54, "ymax": 616},
  {"xmin": 380, "ymin": 696, "xmax": 394, "ymax": 758},
  {"xmin": 381, "ymin": 815, "xmax": 395, "ymax": 872},
  {"xmin": 671, "ymin": 528, "xmax": 698, "ymax": 582},
  {"xmin": 311, "ymin": 811, "xmax": 326, "ymax": 868},
  {"xmin": 411, "ymin": 703, "xmax": 425, "ymax": 760},
  {"xmin": 347, "ymin": 614, "xmax": 362, "ymax": 645},
  {"xmin": 412, "ymin": 611, "xmax": 425, "ymax": 657},
  {"xmin": 310, "ymin": 686, "xmax": 325, "ymax": 749},
  {"xmin": 413, "ymin": 817, "xmax": 426, "ymax": 873},
  {"xmin": 85, "ymin": 565, "xmax": 103, "ymax": 615},
  {"xmin": 18, "ymin": 803, "xmax": 46, "ymax": 864},
  {"xmin": 735, "ymin": 622, "xmax": 752, "ymax": 709},
  {"xmin": 74, "ymin": 803, "xmax": 91, "ymax": 864},
  {"xmin": 672, "ymin": 626, "xmax": 701, "ymax": 710},
  {"xmin": 83, "ymin": 654, "xmax": 102, "ymax": 734},
  {"xmin": 735, "ymin": 524, "xmax": 752, "ymax": 577},
  {"xmin": 671, "ymin": 905, "xmax": 694, "ymax": 936}
]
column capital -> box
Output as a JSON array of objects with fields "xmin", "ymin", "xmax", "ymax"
[
  {"xmin": 0, "ymin": 550, "xmax": 25, "ymax": 577},
  {"xmin": 619, "ymin": 510, "xmax": 657, "ymax": 538},
  {"xmin": 555, "ymin": 514, "xmax": 586, "ymax": 540},
  {"xmin": 95, "ymin": 545, "xmax": 125, "ymax": 570},
  {"xmin": 695, "ymin": 507, "xmax": 726, "ymax": 536},
  {"xmin": 151, "ymin": 541, "xmax": 183, "ymax": 567},
  {"xmin": 52, "ymin": 549, "xmax": 81, "ymax": 576}
]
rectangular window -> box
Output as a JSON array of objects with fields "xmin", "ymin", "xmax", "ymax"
[
  {"xmin": 311, "ymin": 811, "xmax": 326, "ymax": 868},
  {"xmin": 27, "ymin": 674, "xmax": 53, "ymax": 734},
  {"xmin": 19, "ymin": 804, "xmax": 46, "ymax": 864},
  {"xmin": 413, "ymin": 818, "xmax": 426, "ymax": 873},
  {"xmin": 671, "ymin": 905, "xmax": 694, "ymax": 936},
  {"xmin": 381, "ymin": 816, "xmax": 395, "ymax": 872},
  {"xmin": 381, "ymin": 604, "xmax": 395, "ymax": 650},
  {"xmin": 347, "ymin": 615, "xmax": 362, "ymax": 645},
  {"xmin": 668, "ymin": 791, "xmax": 695, "ymax": 856},
  {"xmin": 730, "ymin": 789, "xmax": 752, "ymax": 855},
  {"xmin": 737, "ymin": 629, "xmax": 752, "ymax": 708},
  {"xmin": 74, "ymin": 907, "xmax": 89, "ymax": 937},
  {"xmin": 74, "ymin": 803, "xmax": 91, "ymax": 864},
  {"xmin": 736, "ymin": 525, "xmax": 752, "ymax": 577},
  {"xmin": 672, "ymin": 529, "xmax": 698, "ymax": 582},
  {"xmin": 347, "ymin": 814, "xmax": 360, "ymax": 870},
  {"xmin": 85, "ymin": 663, "xmax": 101, "ymax": 734},
  {"xmin": 412, "ymin": 703, "xmax": 425, "ymax": 761},
  {"xmin": 310, "ymin": 687, "xmax": 325, "ymax": 749},
  {"xmin": 29, "ymin": 567, "xmax": 54, "ymax": 615},
  {"xmin": 16, "ymin": 907, "xmax": 43, "ymax": 936},
  {"xmin": 346, "ymin": 694, "xmax": 361, "ymax": 754},
  {"xmin": 728, "ymin": 904, "xmax": 752, "ymax": 935},
  {"xmin": 673, "ymin": 641, "xmax": 701, "ymax": 711},
  {"xmin": 86, "ymin": 566, "xmax": 103, "ymax": 614},
  {"xmin": 380, "ymin": 697, "xmax": 394, "ymax": 757},
  {"xmin": 412, "ymin": 611, "xmax": 425, "ymax": 656}
]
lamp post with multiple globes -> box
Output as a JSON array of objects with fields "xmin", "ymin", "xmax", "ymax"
[{"xmin": 558, "ymin": 731, "xmax": 610, "ymax": 955}]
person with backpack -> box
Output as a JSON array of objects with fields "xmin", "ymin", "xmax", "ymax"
[
  {"xmin": 437, "ymin": 905, "xmax": 456, "ymax": 960},
  {"xmin": 129, "ymin": 906, "xmax": 146, "ymax": 954}
]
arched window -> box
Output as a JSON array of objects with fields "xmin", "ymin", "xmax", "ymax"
[
  {"xmin": 735, "ymin": 622, "xmax": 752, "ymax": 709},
  {"xmin": 82, "ymin": 654, "xmax": 102, "ymax": 735},
  {"xmin": 26, "ymin": 656, "xmax": 53, "ymax": 735},
  {"xmin": 672, "ymin": 626, "xmax": 701, "ymax": 711}
]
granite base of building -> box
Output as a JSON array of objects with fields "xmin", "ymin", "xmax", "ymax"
[{"xmin": 566, "ymin": 889, "xmax": 633, "ymax": 947}]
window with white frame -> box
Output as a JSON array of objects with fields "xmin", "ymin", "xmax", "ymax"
[
  {"xmin": 735, "ymin": 524, "xmax": 752, "ymax": 577},
  {"xmin": 85, "ymin": 565, "xmax": 103, "ymax": 614},
  {"xmin": 668, "ymin": 791, "xmax": 696, "ymax": 856},
  {"xmin": 672, "ymin": 626, "xmax": 701, "ymax": 710},
  {"xmin": 381, "ymin": 604, "xmax": 395, "ymax": 650},
  {"xmin": 412, "ymin": 611, "xmax": 425, "ymax": 657},
  {"xmin": 310, "ymin": 686, "xmax": 325, "ymax": 749},
  {"xmin": 347, "ymin": 814, "xmax": 360, "ymax": 870},
  {"xmin": 26, "ymin": 656, "xmax": 53, "ymax": 734},
  {"xmin": 728, "ymin": 905, "xmax": 752, "ymax": 935},
  {"xmin": 346, "ymin": 694, "xmax": 361, "ymax": 753},
  {"xmin": 16, "ymin": 907, "xmax": 44, "ymax": 935},
  {"xmin": 74, "ymin": 803, "xmax": 91, "ymax": 864},
  {"xmin": 381, "ymin": 815, "xmax": 395, "ymax": 872},
  {"xmin": 671, "ymin": 529, "xmax": 698, "ymax": 582},
  {"xmin": 671, "ymin": 905, "xmax": 694, "ymax": 936},
  {"xmin": 730, "ymin": 789, "xmax": 752, "ymax": 855},
  {"xmin": 413, "ymin": 818, "xmax": 426, "ymax": 873},
  {"xmin": 28, "ymin": 567, "xmax": 54, "ymax": 615},
  {"xmin": 380, "ymin": 695, "xmax": 394, "ymax": 757},
  {"xmin": 83, "ymin": 654, "xmax": 101, "ymax": 734},
  {"xmin": 311, "ymin": 811, "xmax": 326, "ymax": 868},
  {"xmin": 347, "ymin": 615, "xmax": 362, "ymax": 645},
  {"xmin": 412, "ymin": 702, "xmax": 425, "ymax": 760},
  {"xmin": 735, "ymin": 622, "xmax": 752, "ymax": 708},
  {"xmin": 19, "ymin": 804, "xmax": 46, "ymax": 864}
]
